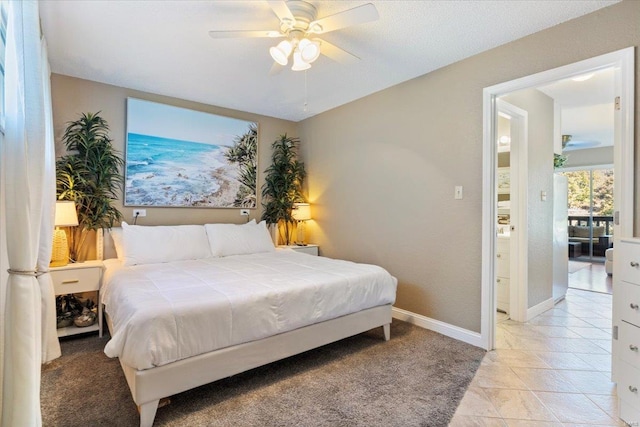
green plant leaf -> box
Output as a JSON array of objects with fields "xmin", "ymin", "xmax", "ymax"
[
  {"xmin": 56, "ymin": 112, "xmax": 124, "ymax": 259},
  {"xmin": 260, "ymin": 134, "xmax": 306, "ymax": 245}
]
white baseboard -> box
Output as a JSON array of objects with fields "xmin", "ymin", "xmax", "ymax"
[
  {"xmin": 526, "ymin": 297, "xmax": 554, "ymax": 321},
  {"xmin": 392, "ymin": 307, "xmax": 483, "ymax": 348}
]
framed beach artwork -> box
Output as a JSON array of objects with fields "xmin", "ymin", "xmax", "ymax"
[{"xmin": 124, "ymin": 98, "xmax": 258, "ymax": 208}]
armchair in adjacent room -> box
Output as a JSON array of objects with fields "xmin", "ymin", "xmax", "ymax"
[{"xmin": 605, "ymin": 248, "xmax": 613, "ymax": 276}]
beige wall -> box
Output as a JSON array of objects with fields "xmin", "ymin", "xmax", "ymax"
[
  {"xmin": 51, "ymin": 74, "xmax": 297, "ymax": 226},
  {"xmin": 299, "ymin": 0, "xmax": 639, "ymax": 332},
  {"xmin": 502, "ymin": 89, "xmax": 555, "ymax": 308}
]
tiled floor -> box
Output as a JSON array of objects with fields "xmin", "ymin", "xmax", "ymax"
[{"xmin": 450, "ymin": 288, "xmax": 626, "ymax": 426}]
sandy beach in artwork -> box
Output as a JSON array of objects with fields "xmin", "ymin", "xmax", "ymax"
[{"xmin": 124, "ymin": 133, "xmax": 244, "ymax": 207}]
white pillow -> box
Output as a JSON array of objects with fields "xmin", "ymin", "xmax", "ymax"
[
  {"xmin": 121, "ymin": 222, "xmax": 212, "ymax": 266},
  {"xmin": 109, "ymin": 227, "xmax": 124, "ymax": 259},
  {"xmin": 205, "ymin": 220, "xmax": 275, "ymax": 257}
]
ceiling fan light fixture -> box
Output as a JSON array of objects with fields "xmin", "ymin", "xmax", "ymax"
[
  {"xmin": 309, "ymin": 23, "xmax": 323, "ymax": 33},
  {"xmin": 270, "ymin": 40, "xmax": 293, "ymax": 66},
  {"xmin": 291, "ymin": 50, "xmax": 311, "ymax": 71},
  {"xmin": 299, "ymin": 38, "xmax": 321, "ymax": 63}
]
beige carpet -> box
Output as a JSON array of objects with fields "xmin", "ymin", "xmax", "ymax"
[{"xmin": 42, "ymin": 321, "xmax": 485, "ymax": 427}]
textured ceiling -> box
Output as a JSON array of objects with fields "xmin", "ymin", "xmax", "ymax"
[
  {"xmin": 39, "ymin": 0, "xmax": 619, "ymax": 122},
  {"xmin": 539, "ymin": 68, "xmax": 615, "ymax": 151}
]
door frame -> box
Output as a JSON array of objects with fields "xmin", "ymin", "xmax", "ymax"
[{"xmin": 480, "ymin": 47, "xmax": 635, "ymax": 350}]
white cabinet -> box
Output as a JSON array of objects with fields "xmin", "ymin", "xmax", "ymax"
[
  {"xmin": 51, "ymin": 260, "xmax": 104, "ymax": 337},
  {"xmin": 613, "ymin": 238, "xmax": 640, "ymax": 425},
  {"xmin": 496, "ymin": 237, "xmax": 510, "ymax": 314},
  {"xmin": 278, "ymin": 244, "xmax": 319, "ymax": 256}
]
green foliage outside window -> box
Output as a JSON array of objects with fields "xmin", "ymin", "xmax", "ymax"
[{"xmin": 563, "ymin": 169, "xmax": 614, "ymax": 216}]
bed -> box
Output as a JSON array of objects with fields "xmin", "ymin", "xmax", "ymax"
[{"xmin": 99, "ymin": 221, "xmax": 397, "ymax": 427}]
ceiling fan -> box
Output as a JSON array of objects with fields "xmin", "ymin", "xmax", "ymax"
[{"xmin": 208, "ymin": 1, "xmax": 379, "ymax": 71}]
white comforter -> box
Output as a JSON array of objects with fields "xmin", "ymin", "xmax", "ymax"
[{"xmin": 101, "ymin": 250, "xmax": 397, "ymax": 370}]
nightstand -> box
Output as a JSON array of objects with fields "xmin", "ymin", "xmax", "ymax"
[
  {"xmin": 278, "ymin": 244, "xmax": 319, "ymax": 256},
  {"xmin": 51, "ymin": 260, "xmax": 104, "ymax": 337}
]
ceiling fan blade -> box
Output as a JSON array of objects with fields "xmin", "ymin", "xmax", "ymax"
[
  {"xmin": 308, "ymin": 3, "xmax": 378, "ymax": 34},
  {"xmin": 319, "ymin": 39, "xmax": 360, "ymax": 64},
  {"xmin": 269, "ymin": 61, "xmax": 284, "ymax": 76},
  {"xmin": 208, "ymin": 30, "xmax": 283, "ymax": 39},
  {"xmin": 266, "ymin": 1, "xmax": 295, "ymax": 23}
]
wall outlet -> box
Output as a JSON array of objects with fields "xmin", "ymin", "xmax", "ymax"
[
  {"xmin": 240, "ymin": 209, "xmax": 250, "ymax": 216},
  {"xmin": 133, "ymin": 209, "xmax": 147, "ymax": 218}
]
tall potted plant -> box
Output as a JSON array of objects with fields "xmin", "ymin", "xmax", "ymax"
[
  {"xmin": 261, "ymin": 134, "xmax": 306, "ymax": 245},
  {"xmin": 56, "ymin": 112, "xmax": 124, "ymax": 261}
]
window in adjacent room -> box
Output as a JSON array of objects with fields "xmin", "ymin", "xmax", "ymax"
[{"xmin": 563, "ymin": 168, "xmax": 614, "ymax": 260}]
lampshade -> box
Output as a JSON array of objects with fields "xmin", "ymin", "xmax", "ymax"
[
  {"xmin": 298, "ymin": 38, "xmax": 321, "ymax": 63},
  {"xmin": 51, "ymin": 201, "xmax": 79, "ymax": 267},
  {"xmin": 270, "ymin": 36, "xmax": 321, "ymax": 71},
  {"xmin": 55, "ymin": 200, "xmax": 79, "ymax": 227},
  {"xmin": 292, "ymin": 203, "xmax": 311, "ymax": 221},
  {"xmin": 270, "ymin": 40, "xmax": 293, "ymax": 66},
  {"xmin": 291, "ymin": 50, "xmax": 311, "ymax": 71}
]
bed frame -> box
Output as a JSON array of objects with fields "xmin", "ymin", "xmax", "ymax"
[{"xmin": 98, "ymin": 229, "xmax": 392, "ymax": 427}]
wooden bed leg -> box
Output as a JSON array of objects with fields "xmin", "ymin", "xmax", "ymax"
[
  {"xmin": 138, "ymin": 400, "xmax": 160, "ymax": 427},
  {"xmin": 383, "ymin": 323, "xmax": 390, "ymax": 341}
]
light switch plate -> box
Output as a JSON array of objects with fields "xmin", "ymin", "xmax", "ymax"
[{"xmin": 455, "ymin": 186, "xmax": 463, "ymax": 200}]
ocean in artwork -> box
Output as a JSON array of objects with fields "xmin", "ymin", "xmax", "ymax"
[{"xmin": 125, "ymin": 133, "xmax": 238, "ymax": 207}]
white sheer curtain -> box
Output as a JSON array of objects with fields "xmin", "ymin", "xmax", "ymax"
[{"xmin": 1, "ymin": 1, "xmax": 60, "ymax": 425}]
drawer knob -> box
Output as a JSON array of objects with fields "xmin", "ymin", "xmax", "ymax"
[
  {"xmin": 497, "ymin": 254, "xmax": 502, "ymax": 258},
  {"xmin": 631, "ymin": 261, "xmax": 640, "ymax": 268},
  {"xmin": 630, "ymin": 344, "xmax": 639, "ymax": 352},
  {"xmin": 631, "ymin": 303, "xmax": 639, "ymax": 310},
  {"xmin": 630, "ymin": 386, "xmax": 638, "ymax": 393},
  {"xmin": 497, "ymin": 278, "xmax": 501, "ymax": 283}
]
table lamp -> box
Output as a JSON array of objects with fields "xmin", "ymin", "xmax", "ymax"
[
  {"xmin": 292, "ymin": 203, "xmax": 311, "ymax": 246},
  {"xmin": 50, "ymin": 201, "xmax": 79, "ymax": 267}
]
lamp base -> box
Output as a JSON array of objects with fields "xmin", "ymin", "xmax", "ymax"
[
  {"xmin": 50, "ymin": 228, "xmax": 70, "ymax": 267},
  {"xmin": 295, "ymin": 220, "xmax": 307, "ymax": 246}
]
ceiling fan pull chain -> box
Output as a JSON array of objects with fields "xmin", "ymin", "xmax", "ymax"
[{"xmin": 304, "ymin": 69, "xmax": 308, "ymax": 112}]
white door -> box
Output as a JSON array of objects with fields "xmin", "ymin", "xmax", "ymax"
[
  {"xmin": 552, "ymin": 174, "xmax": 568, "ymax": 302},
  {"xmin": 496, "ymin": 100, "xmax": 528, "ymax": 323}
]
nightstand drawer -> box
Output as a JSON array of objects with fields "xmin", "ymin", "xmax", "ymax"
[
  {"xmin": 620, "ymin": 321, "xmax": 640, "ymax": 367},
  {"xmin": 278, "ymin": 244, "xmax": 319, "ymax": 256},
  {"xmin": 616, "ymin": 280, "xmax": 640, "ymax": 327},
  {"xmin": 619, "ymin": 359, "xmax": 640, "ymax": 415},
  {"xmin": 292, "ymin": 245, "xmax": 318, "ymax": 256},
  {"xmin": 52, "ymin": 267, "xmax": 100, "ymax": 295},
  {"xmin": 619, "ymin": 239, "xmax": 640, "ymax": 285}
]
